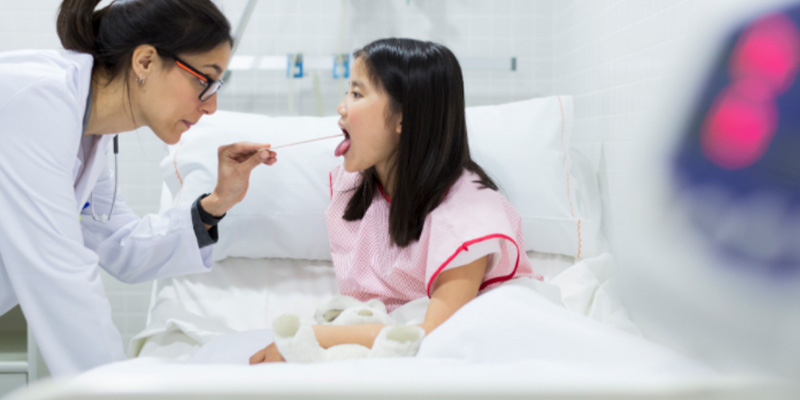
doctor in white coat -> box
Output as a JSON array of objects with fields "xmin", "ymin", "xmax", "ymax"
[{"xmin": 0, "ymin": 0, "xmax": 277, "ymax": 376}]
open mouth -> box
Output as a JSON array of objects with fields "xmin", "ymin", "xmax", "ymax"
[{"xmin": 334, "ymin": 129, "xmax": 351, "ymax": 157}]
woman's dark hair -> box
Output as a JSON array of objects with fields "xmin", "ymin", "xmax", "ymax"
[
  {"xmin": 57, "ymin": 0, "xmax": 233, "ymax": 81},
  {"xmin": 343, "ymin": 38, "xmax": 497, "ymax": 248}
]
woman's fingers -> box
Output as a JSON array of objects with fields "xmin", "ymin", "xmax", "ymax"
[
  {"xmin": 223, "ymin": 142, "xmax": 271, "ymax": 156},
  {"xmin": 256, "ymin": 149, "xmax": 277, "ymax": 165},
  {"xmin": 261, "ymin": 151, "xmax": 277, "ymax": 165},
  {"xmin": 219, "ymin": 143, "xmax": 277, "ymax": 167},
  {"xmin": 211, "ymin": 142, "xmax": 278, "ymax": 213}
]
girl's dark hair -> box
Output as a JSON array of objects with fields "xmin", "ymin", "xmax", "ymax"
[
  {"xmin": 57, "ymin": 0, "xmax": 233, "ymax": 80},
  {"xmin": 343, "ymin": 38, "xmax": 497, "ymax": 248}
]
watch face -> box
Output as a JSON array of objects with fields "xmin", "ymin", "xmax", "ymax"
[{"xmin": 673, "ymin": 9, "xmax": 800, "ymax": 277}]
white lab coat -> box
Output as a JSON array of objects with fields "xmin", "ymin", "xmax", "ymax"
[{"xmin": 0, "ymin": 50, "xmax": 214, "ymax": 376}]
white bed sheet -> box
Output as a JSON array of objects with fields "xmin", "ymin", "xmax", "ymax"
[{"xmin": 131, "ymin": 257, "xmax": 340, "ymax": 359}]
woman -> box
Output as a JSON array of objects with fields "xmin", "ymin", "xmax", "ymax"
[{"xmin": 0, "ymin": 0, "xmax": 277, "ymax": 376}]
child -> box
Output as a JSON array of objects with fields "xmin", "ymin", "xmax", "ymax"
[{"xmin": 250, "ymin": 38, "xmax": 535, "ymax": 363}]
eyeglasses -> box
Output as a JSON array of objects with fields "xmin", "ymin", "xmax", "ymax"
[{"xmin": 171, "ymin": 55, "xmax": 224, "ymax": 102}]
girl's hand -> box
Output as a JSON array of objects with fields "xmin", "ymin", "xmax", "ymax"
[
  {"xmin": 250, "ymin": 256, "xmax": 488, "ymax": 365},
  {"xmin": 201, "ymin": 142, "xmax": 277, "ymax": 217},
  {"xmin": 249, "ymin": 342, "xmax": 285, "ymax": 364}
]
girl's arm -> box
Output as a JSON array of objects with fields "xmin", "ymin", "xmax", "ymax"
[
  {"xmin": 419, "ymin": 254, "xmax": 490, "ymax": 333},
  {"xmin": 250, "ymin": 256, "xmax": 489, "ymax": 363}
]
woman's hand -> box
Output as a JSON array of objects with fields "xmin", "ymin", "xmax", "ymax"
[
  {"xmin": 249, "ymin": 342, "xmax": 285, "ymax": 364},
  {"xmin": 201, "ymin": 142, "xmax": 277, "ymax": 217}
]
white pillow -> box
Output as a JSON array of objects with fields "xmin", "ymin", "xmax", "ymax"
[
  {"xmin": 160, "ymin": 96, "xmax": 604, "ymax": 260},
  {"xmin": 466, "ymin": 97, "xmax": 604, "ymax": 258}
]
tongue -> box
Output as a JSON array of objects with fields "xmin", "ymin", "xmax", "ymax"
[{"xmin": 334, "ymin": 137, "xmax": 351, "ymax": 157}]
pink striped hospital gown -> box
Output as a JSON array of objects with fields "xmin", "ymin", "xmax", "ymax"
[{"xmin": 326, "ymin": 165, "xmax": 536, "ymax": 312}]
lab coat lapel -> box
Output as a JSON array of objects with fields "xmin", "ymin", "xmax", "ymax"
[{"xmin": 74, "ymin": 135, "xmax": 113, "ymax": 212}]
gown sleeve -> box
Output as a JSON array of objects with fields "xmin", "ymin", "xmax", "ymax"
[{"xmin": 424, "ymin": 177, "xmax": 535, "ymax": 297}]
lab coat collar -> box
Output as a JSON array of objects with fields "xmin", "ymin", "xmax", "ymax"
[{"xmin": 74, "ymin": 134, "xmax": 114, "ymax": 213}]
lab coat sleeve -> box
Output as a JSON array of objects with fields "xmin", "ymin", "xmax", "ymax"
[
  {"xmin": 80, "ymin": 160, "xmax": 214, "ymax": 284},
  {"xmin": 0, "ymin": 78, "xmax": 126, "ymax": 376}
]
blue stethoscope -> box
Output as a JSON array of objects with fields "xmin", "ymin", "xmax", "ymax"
[{"xmin": 83, "ymin": 86, "xmax": 119, "ymax": 223}]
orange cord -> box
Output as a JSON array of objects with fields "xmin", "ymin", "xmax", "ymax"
[
  {"xmin": 558, "ymin": 96, "xmax": 582, "ymax": 259},
  {"xmin": 173, "ymin": 141, "xmax": 184, "ymax": 204}
]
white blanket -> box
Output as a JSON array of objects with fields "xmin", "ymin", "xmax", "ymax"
[
  {"xmin": 132, "ymin": 253, "xmax": 643, "ymax": 360},
  {"xmin": 417, "ymin": 279, "xmax": 703, "ymax": 373},
  {"xmin": 183, "ymin": 277, "xmax": 708, "ymax": 375}
]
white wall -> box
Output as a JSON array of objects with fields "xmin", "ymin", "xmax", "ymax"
[
  {"xmin": 551, "ymin": 0, "xmax": 798, "ymax": 252},
  {"xmin": 218, "ymin": 0, "xmax": 553, "ymax": 114}
]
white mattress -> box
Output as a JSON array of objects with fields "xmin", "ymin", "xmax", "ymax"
[{"xmin": 12, "ymin": 357, "xmax": 789, "ymax": 400}]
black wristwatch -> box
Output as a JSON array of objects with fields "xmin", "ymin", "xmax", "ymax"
[{"xmin": 197, "ymin": 193, "xmax": 226, "ymax": 225}]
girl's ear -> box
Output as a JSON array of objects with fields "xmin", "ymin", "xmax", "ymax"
[{"xmin": 395, "ymin": 116, "xmax": 402, "ymax": 134}]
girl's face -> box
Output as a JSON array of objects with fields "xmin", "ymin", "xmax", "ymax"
[
  {"xmin": 336, "ymin": 58, "xmax": 402, "ymax": 178},
  {"xmin": 139, "ymin": 43, "xmax": 230, "ymax": 145}
]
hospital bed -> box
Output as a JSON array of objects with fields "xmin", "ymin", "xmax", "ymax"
[{"xmin": 6, "ymin": 97, "xmax": 796, "ymax": 400}]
